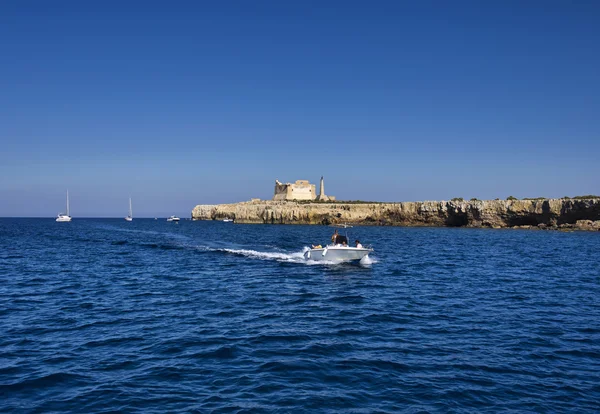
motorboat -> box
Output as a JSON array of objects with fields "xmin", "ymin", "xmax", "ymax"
[
  {"xmin": 56, "ymin": 190, "xmax": 72, "ymax": 222},
  {"xmin": 304, "ymin": 229, "xmax": 372, "ymax": 263},
  {"xmin": 223, "ymin": 218, "xmax": 233, "ymax": 222},
  {"xmin": 167, "ymin": 215, "xmax": 180, "ymax": 222},
  {"xmin": 304, "ymin": 244, "xmax": 373, "ymax": 263},
  {"xmin": 125, "ymin": 197, "xmax": 133, "ymax": 221}
]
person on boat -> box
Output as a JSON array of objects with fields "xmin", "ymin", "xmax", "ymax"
[
  {"xmin": 312, "ymin": 244, "xmax": 322, "ymax": 249},
  {"xmin": 331, "ymin": 229, "xmax": 339, "ymax": 245},
  {"xmin": 355, "ymin": 240, "xmax": 363, "ymax": 248},
  {"xmin": 335, "ymin": 234, "xmax": 348, "ymax": 246}
]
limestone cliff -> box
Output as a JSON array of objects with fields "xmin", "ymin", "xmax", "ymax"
[{"xmin": 191, "ymin": 199, "xmax": 600, "ymax": 230}]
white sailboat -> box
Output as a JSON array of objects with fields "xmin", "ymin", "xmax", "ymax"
[
  {"xmin": 125, "ymin": 197, "xmax": 133, "ymax": 221},
  {"xmin": 56, "ymin": 190, "xmax": 72, "ymax": 222}
]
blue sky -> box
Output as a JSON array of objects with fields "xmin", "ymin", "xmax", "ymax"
[{"xmin": 1, "ymin": 1, "xmax": 599, "ymax": 217}]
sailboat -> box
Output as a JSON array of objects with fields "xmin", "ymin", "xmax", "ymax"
[
  {"xmin": 56, "ymin": 190, "xmax": 72, "ymax": 222},
  {"xmin": 125, "ymin": 197, "xmax": 133, "ymax": 221}
]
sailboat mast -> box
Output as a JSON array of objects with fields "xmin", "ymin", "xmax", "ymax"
[
  {"xmin": 66, "ymin": 190, "xmax": 70, "ymax": 216},
  {"xmin": 129, "ymin": 197, "xmax": 132, "ymax": 217}
]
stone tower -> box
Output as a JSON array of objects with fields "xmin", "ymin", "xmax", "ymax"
[{"xmin": 318, "ymin": 176, "xmax": 329, "ymax": 201}]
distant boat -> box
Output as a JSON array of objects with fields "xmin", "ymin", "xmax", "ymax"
[
  {"xmin": 331, "ymin": 223, "xmax": 353, "ymax": 228},
  {"xmin": 124, "ymin": 197, "xmax": 133, "ymax": 221},
  {"xmin": 167, "ymin": 215, "xmax": 180, "ymax": 222},
  {"xmin": 223, "ymin": 218, "xmax": 233, "ymax": 222},
  {"xmin": 56, "ymin": 190, "xmax": 72, "ymax": 222}
]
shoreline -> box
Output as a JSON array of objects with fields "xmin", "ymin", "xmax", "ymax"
[{"xmin": 191, "ymin": 198, "xmax": 600, "ymax": 231}]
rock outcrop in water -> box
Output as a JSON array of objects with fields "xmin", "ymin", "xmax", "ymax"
[{"xmin": 191, "ymin": 198, "xmax": 600, "ymax": 230}]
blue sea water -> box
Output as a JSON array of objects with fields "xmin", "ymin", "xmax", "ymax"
[{"xmin": 1, "ymin": 218, "xmax": 599, "ymax": 413}]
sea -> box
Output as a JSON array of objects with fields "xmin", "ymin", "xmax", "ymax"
[{"xmin": 1, "ymin": 218, "xmax": 599, "ymax": 413}]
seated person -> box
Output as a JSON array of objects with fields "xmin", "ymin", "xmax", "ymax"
[
  {"xmin": 312, "ymin": 244, "xmax": 322, "ymax": 249},
  {"xmin": 355, "ymin": 240, "xmax": 363, "ymax": 248}
]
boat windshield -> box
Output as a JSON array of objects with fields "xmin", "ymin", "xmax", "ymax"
[{"xmin": 334, "ymin": 235, "xmax": 348, "ymax": 245}]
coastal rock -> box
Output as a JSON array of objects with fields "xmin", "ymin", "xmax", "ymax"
[
  {"xmin": 191, "ymin": 198, "xmax": 600, "ymax": 230},
  {"xmin": 574, "ymin": 220, "xmax": 600, "ymax": 231}
]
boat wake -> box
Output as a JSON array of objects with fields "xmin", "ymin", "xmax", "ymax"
[
  {"xmin": 99, "ymin": 226, "xmax": 376, "ymax": 266},
  {"xmin": 220, "ymin": 248, "xmax": 308, "ymax": 263},
  {"xmin": 204, "ymin": 246, "xmax": 375, "ymax": 266},
  {"xmin": 193, "ymin": 245, "xmax": 331, "ymax": 265},
  {"xmin": 360, "ymin": 255, "xmax": 377, "ymax": 265}
]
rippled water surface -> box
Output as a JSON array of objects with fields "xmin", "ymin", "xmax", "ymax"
[{"xmin": 1, "ymin": 218, "xmax": 600, "ymax": 412}]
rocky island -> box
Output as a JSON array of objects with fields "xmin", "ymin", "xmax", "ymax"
[
  {"xmin": 192, "ymin": 198, "xmax": 600, "ymax": 231},
  {"xmin": 192, "ymin": 178, "xmax": 600, "ymax": 230}
]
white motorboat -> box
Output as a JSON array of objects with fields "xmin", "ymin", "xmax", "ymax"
[
  {"xmin": 167, "ymin": 215, "xmax": 180, "ymax": 222},
  {"xmin": 304, "ymin": 244, "xmax": 373, "ymax": 263},
  {"xmin": 223, "ymin": 218, "xmax": 233, "ymax": 222},
  {"xmin": 56, "ymin": 190, "xmax": 72, "ymax": 222},
  {"xmin": 125, "ymin": 197, "xmax": 133, "ymax": 221},
  {"xmin": 332, "ymin": 223, "xmax": 353, "ymax": 228},
  {"xmin": 304, "ymin": 229, "xmax": 372, "ymax": 263}
]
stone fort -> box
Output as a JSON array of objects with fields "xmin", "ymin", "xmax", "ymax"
[{"xmin": 273, "ymin": 177, "xmax": 335, "ymax": 201}]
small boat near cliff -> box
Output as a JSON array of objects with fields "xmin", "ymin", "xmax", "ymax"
[
  {"xmin": 331, "ymin": 223, "xmax": 353, "ymax": 228},
  {"xmin": 167, "ymin": 215, "xmax": 180, "ymax": 222},
  {"xmin": 223, "ymin": 218, "xmax": 233, "ymax": 222}
]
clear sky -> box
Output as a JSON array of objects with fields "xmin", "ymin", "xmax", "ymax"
[{"xmin": 1, "ymin": 1, "xmax": 599, "ymax": 217}]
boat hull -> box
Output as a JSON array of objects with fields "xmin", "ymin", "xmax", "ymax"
[
  {"xmin": 304, "ymin": 246, "xmax": 373, "ymax": 263},
  {"xmin": 125, "ymin": 217, "xmax": 132, "ymax": 221}
]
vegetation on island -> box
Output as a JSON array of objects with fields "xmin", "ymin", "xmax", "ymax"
[
  {"xmin": 284, "ymin": 195, "xmax": 600, "ymax": 205},
  {"xmin": 573, "ymin": 195, "xmax": 600, "ymax": 199},
  {"xmin": 294, "ymin": 199, "xmax": 386, "ymax": 205},
  {"xmin": 507, "ymin": 195, "xmax": 599, "ymax": 201}
]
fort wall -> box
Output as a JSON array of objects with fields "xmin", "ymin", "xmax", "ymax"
[{"xmin": 273, "ymin": 179, "xmax": 317, "ymax": 201}]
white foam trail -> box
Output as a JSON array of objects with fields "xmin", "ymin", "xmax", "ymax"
[
  {"xmin": 202, "ymin": 246, "xmax": 335, "ymax": 265},
  {"xmin": 360, "ymin": 255, "xmax": 377, "ymax": 266},
  {"xmin": 95, "ymin": 224, "xmax": 191, "ymax": 241},
  {"xmin": 221, "ymin": 248, "xmax": 307, "ymax": 263},
  {"xmin": 194, "ymin": 245, "xmax": 372, "ymax": 266}
]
